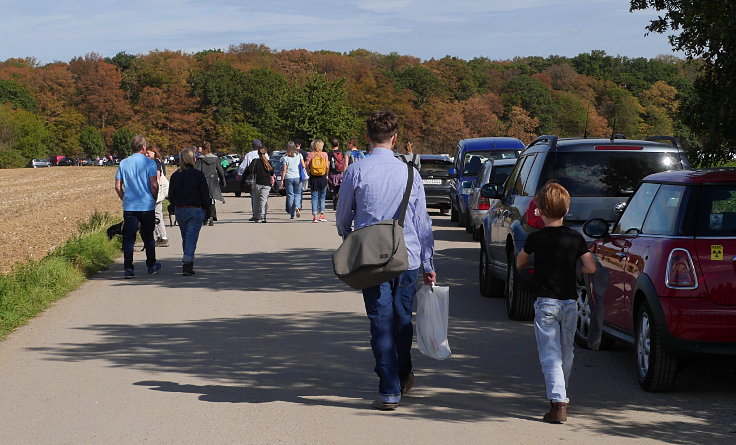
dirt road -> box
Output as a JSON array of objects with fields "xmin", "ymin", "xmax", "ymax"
[{"xmin": 0, "ymin": 195, "xmax": 733, "ymax": 444}]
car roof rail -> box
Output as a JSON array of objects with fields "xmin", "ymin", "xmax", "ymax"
[
  {"xmin": 611, "ymin": 133, "xmax": 627, "ymax": 141},
  {"xmin": 527, "ymin": 135, "xmax": 558, "ymax": 150},
  {"xmin": 645, "ymin": 135, "xmax": 679, "ymax": 147}
]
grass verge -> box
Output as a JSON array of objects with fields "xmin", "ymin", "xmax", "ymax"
[{"xmin": 0, "ymin": 211, "xmax": 121, "ymax": 341}]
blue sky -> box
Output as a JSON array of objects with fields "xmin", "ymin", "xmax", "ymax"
[{"xmin": 0, "ymin": 0, "xmax": 681, "ymax": 63}]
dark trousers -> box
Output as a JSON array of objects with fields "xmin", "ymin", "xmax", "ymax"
[
  {"xmin": 208, "ymin": 200, "xmax": 217, "ymax": 221},
  {"xmin": 362, "ymin": 269, "xmax": 419, "ymax": 401},
  {"xmin": 122, "ymin": 210, "xmax": 157, "ymax": 271}
]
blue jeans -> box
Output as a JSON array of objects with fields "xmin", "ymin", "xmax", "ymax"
[
  {"xmin": 122, "ymin": 210, "xmax": 156, "ymax": 271},
  {"xmin": 362, "ymin": 269, "xmax": 419, "ymax": 403},
  {"xmin": 175, "ymin": 207, "xmax": 205, "ymax": 263},
  {"xmin": 284, "ymin": 178, "xmax": 302, "ymax": 217},
  {"xmin": 311, "ymin": 186, "xmax": 327, "ymax": 215},
  {"xmin": 534, "ymin": 297, "xmax": 577, "ymax": 403}
]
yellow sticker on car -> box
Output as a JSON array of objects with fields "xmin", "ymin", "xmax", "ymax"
[{"xmin": 711, "ymin": 245, "xmax": 723, "ymax": 260}]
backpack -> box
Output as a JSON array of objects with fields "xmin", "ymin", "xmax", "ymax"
[
  {"xmin": 329, "ymin": 151, "xmax": 346, "ymax": 173},
  {"xmin": 310, "ymin": 154, "xmax": 328, "ymax": 176},
  {"xmin": 348, "ymin": 150, "xmax": 364, "ymax": 164}
]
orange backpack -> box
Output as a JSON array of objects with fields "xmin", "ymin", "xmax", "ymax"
[{"xmin": 310, "ymin": 154, "xmax": 328, "ymax": 176}]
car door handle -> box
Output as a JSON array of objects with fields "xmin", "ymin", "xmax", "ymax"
[{"xmin": 615, "ymin": 252, "xmax": 628, "ymax": 259}]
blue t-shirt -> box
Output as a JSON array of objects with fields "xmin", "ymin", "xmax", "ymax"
[{"xmin": 115, "ymin": 153, "xmax": 158, "ymax": 211}]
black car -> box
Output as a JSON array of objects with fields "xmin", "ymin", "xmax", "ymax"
[
  {"xmin": 222, "ymin": 160, "xmax": 244, "ymax": 196},
  {"xmin": 419, "ymin": 154, "xmax": 453, "ymax": 214},
  {"xmin": 57, "ymin": 157, "xmax": 75, "ymax": 166},
  {"xmin": 478, "ymin": 135, "xmax": 691, "ymax": 321}
]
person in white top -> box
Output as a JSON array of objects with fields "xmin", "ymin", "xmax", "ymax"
[
  {"xmin": 236, "ymin": 139, "xmax": 270, "ymax": 221},
  {"xmin": 280, "ymin": 141, "xmax": 306, "ymax": 219}
]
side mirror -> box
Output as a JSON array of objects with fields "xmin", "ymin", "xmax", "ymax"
[
  {"xmin": 480, "ymin": 183, "xmax": 503, "ymax": 199},
  {"xmin": 583, "ymin": 218, "xmax": 610, "ymax": 239},
  {"xmin": 447, "ymin": 167, "xmax": 458, "ymax": 178},
  {"xmin": 613, "ymin": 201, "xmax": 627, "ymax": 216}
]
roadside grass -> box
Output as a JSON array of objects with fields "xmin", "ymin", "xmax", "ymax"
[{"xmin": 0, "ymin": 211, "xmax": 121, "ymax": 341}]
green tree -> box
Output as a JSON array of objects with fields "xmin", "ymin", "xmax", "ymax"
[
  {"xmin": 0, "ymin": 80, "xmax": 37, "ymax": 111},
  {"xmin": 630, "ymin": 0, "xmax": 736, "ymax": 164},
  {"xmin": 79, "ymin": 126, "xmax": 107, "ymax": 158},
  {"xmin": 241, "ymin": 68, "xmax": 289, "ymax": 147},
  {"xmin": 112, "ymin": 127, "xmax": 135, "ymax": 158},
  {"xmin": 501, "ymin": 75, "xmax": 556, "ymax": 133},
  {"xmin": 0, "ymin": 105, "xmax": 52, "ymax": 159},
  {"xmin": 553, "ymin": 92, "xmax": 588, "ymax": 137},
  {"xmin": 226, "ymin": 122, "xmax": 262, "ymax": 153},
  {"xmin": 51, "ymin": 108, "xmax": 85, "ymax": 156},
  {"xmin": 189, "ymin": 62, "xmax": 248, "ymax": 124},
  {"xmin": 389, "ymin": 65, "xmax": 448, "ymax": 106}
]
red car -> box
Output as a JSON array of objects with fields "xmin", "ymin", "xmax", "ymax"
[{"xmin": 579, "ymin": 168, "xmax": 736, "ymax": 391}]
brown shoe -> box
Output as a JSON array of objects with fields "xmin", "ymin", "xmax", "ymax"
[
  {"xmin": 400, "ymin": 372, "xmax": 414, "ymax": 395},
  {"xmin": 371, "ymin": 398, "xmax": 399, "ymax": 411},
  {"xmin": 543, "ymin": 402, "xmax": 568, "ymax": 424}
]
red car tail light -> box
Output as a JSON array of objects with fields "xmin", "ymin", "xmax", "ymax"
[
  {"xmin": 477, "ymin": 197, "xmax": 490, "ymax": 210},
  {"xmin": 526, "ymin": 198, "xmax": 545, "ymax": 229},
  {"xmin": 665, "ymin": 248, "xmax": 698, "ymax": 289}
]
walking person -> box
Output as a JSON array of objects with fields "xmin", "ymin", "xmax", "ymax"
[
  {"xmin": 280, "ymin": 141, "xmax": 305, "ymax": 219},
  {"xmin": 245, "ymin": 144, "xmax": 275, "ymax": 222},
  {"xmin": 346, "ymin": 138, "xmax": 364, "ymax": 165},
  {"xmin": 195, "ymin": 141, "xmax": 226, "ymax": 226},
  {"xmin": 236, "ymin": 139, "xmax": 269, "ymax": 221},
  {"xmin": 327, "ymin": 138, "xmax": 347, "ymax": 210},
  {"xmin": 516, "ymin": 182, "xmax": 597, "ymax": 423},
  {"xmin": 398, "ymin": 141, "xmax": 420, "ymax": 171},
  {"xmin": 168, "ymin": 148, "xmax": 210, "ymax": 276},
  {"xmin": 114, "ymin": 135, "xmax": 161, "ymax": 279},
  {"xmin": 306, "ymin": 140, "xmax": 329, "ymax": 223},
  {"xmin": 336, "ymin": 111, "xmax": 436, "ymax": 411},
  {"xmin": 146, "ymin": 148, "xmax": 169, "ymax": 247}
]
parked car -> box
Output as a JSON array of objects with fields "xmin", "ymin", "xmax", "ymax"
[
  {"xmin": 449, "ymin": 137, "xmax": 524, "ymax": 228},
  {"xmin": 222, "ymin": 160, "xmax": 244, "ymax": 196},
  {"xmin": 466, "ymin": 158, "xmax": 516, "ymax": 239},
  {"xmin": 418, "ymin": 154, "xmax": 453, "ymax": 214},
  {"xmin": 579, "ymin": 168, "xmax": 736, "ymax": 391},
  {"xmin": 29, "ymin": 158, "xmax": 51, "ymax": 168},
  {"xmin": 57, "ymin": 157, "xmax": 75, "ymax": 166},
  {"xmin": 478, "ymin": 135, "xmax": 691, "ymax": 321}
]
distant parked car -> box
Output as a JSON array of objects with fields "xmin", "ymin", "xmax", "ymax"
[
  {"xmin": 478, "ymin": 135, "xmax": 691, "ymax": 321},
  {"xmin": 449, "ymin": 137, "xmax": 524, "ymax": 228},
  {"xmin": 57, "ymin": 157, "xmax": 75, "ymax": 166},
  {"xmin": 29, "ymin": 158, "xmax": 51, "ymax": 168},
  {"xmin": 580, "ymin": 168, "xmax": 736, "ymax": 392},
  {"xmin": 419, "ymin": 154, "xmax": 453, "ymax": 214},
  {"xmin": 466, "ymin": 158, "xmax": 516, "ymax": 239},
  {"xmin": 222, "ymin": 160, "xmax": 244, "ymax": 196}
]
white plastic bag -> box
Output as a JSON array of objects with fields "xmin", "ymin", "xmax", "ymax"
[{"xmin": 415, "ymin": 284, "xmax": 452, "ymax": 360}]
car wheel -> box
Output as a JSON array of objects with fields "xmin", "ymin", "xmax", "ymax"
[
  {"xmin": 636, "ymin": 302, "xmax": 678, "ymax": 392},
  {"xmin": 235, "ymin": 191, "xmax": 242, "ymax": 197},
  {"xmin": 456, "ymin": 209, "xmax": 465, "ymax": 227},
  {"xmin": 479, "ymin": 243, "xmax": 504, "ymax": 298},
  {"xmin": 505, "ymin": 252, "xmax": 535, "ymax": 321},
  {"xmin": 440, "ymin": 208, "xmax": 449, "ymax": 215},
  {"xmin": 465, "ymin": 213, "xmax": 473, "ymax": 233},
  {"xmin": 450, "ymin": 206, "xmax": 458, "ymax": 222}
]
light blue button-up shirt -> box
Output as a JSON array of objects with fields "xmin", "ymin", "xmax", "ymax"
[{"xmin": 336, "ymin": 147, "xmax": 435, "ymax": 273}]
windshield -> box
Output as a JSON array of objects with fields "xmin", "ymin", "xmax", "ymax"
[
  {"xmin": 538, "ymin": 151, "xmax": 683, "ymax": 197},
  {"xmin": 462, "ymin": 150, "xmax": 519, "ymax": 176},
  {"xmin": 697, "ymin": 185, "xmax": 736, "ymax": 236},
  {"xmin": 420, "ymin": 160, "xmax": 452, "ymax": 177}
]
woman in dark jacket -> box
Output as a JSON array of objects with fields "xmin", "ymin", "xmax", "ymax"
[
  {"xmin": 195, "ymin": 141, "xmax": 226, "ymax": 226},
  {"xmin": 245, "ymin": 145, "xmax": 275, "ymax": 222},
  {"xmin": 169, "ymin": 147, "xmax": 210, "ymax": 276}
]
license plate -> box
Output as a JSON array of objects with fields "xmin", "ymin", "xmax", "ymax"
[{"xmin": 423, "ymin": 179, "xmax": 442, "ymax": 185}]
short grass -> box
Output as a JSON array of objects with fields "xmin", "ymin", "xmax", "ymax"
[{"xmin": 0, "ymin": 211, "xmax": 121, "ymax": 341}]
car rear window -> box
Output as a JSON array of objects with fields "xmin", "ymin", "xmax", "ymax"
[
  {"xmin": 539, "ymin": 151, "xmax": 682, "ymax": 197},
  {"xmin": 462, "ymin": 150, "xmax": 519, "ymax": 176},
  {"xmin": 697, "ymin": 185, "xmax": 736, "ymax": 236},
  {"xmin": 420, "ymin": 160, "xmax": 452, "ymax": 177}
]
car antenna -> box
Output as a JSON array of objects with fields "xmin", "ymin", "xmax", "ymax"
[
  {"xmin": 583, "ymin": 106, "xmax": 590, "ymax": 138},
  {"xmin": 610, "ymin": 119, "xmax": 617, "ymax": 143}
]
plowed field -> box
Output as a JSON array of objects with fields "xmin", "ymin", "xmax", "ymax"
[{"xmin": 0, "ymin": 167, "xmax": 121, "ymax": 274}]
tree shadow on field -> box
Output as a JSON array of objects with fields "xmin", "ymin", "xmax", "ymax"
[{"xmin": 32, "ymin": 216, "xmax": 736, "ymax": 442}]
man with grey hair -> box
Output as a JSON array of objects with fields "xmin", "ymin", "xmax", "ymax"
[
  {"xmin": 236, "ymin": 139, "xmax": 270, "ymax": 221},
  {"xmin": 114, "ymin": 135, "xmax": 161, "ymax": 279}
]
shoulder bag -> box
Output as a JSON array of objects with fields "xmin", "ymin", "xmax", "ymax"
[{"xmin": 332, "ymin": 163, "xmax": 413, "ymax": 290}]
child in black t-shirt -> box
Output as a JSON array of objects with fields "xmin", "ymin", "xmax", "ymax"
[{"xmin": 517, "ymin": 182, "xmax": 596, "ymax": 424}]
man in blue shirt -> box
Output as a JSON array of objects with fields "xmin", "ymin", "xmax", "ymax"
[
  {"xmin": 336, "ymin": 110, "xmax": 436, "ymax": 411},
  {"xmin": 115, "ymin": 135, "xmax": 161, "ymax": 278}
]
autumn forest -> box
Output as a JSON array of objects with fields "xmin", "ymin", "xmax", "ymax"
[{"xmin": 0, "ymin": 44, "xmax": 702, "ymax": 168}]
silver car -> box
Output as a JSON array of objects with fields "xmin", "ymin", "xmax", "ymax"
[
  {"xmin": 466, "ymin": 158, "xmax": 516, "ymax": 240},
  {"xmin": 29, "ymin": 158, "xmax": 51, "ymax": 168}
]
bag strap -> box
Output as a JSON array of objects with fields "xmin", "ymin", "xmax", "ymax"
[{"xmin": 397, "ymin": 163, "xmax": 413, "ymax": 227}]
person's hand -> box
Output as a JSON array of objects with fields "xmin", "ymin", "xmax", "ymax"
[{"xmin": 423, "ymin": 271, "xmax": 437, "ymax": 285}]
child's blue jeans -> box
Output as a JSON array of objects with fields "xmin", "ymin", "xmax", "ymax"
[{"xmin": 534, "ymin": 297, "xmax": 577, "ymax": 403}]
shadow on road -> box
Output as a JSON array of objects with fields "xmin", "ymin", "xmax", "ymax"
[{"xmin": 32, "ymin": 215, "xmax": 736, "ymax": 443}]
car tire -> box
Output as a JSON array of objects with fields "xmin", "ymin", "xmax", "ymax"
[
  {"xmin": 472, "ymin": 226, "xmax": 481, "ymax": 241},
  {"xmin": 505, "ymin": 252, "xmax": 535, "ymax": 321},
  {"xmin": 456, "ymin": 209, "xmax": 465, "ymax": 227},
  {"xmin": 574, "ymin": 280, "xmax": 615, "ymax": 349},
  {"xmin": 636, "ymin": 302, "xmax": 678, "ymax": 392},
  {"xmin": 450, "ymin": 206, "xmax": 458, "ymax": 222},
  {"xmin": 465, "ymin": 213, "xmax": 473, "ymax": 233},
  {"xmin": 479, "ymin": 243, "xmax": 504, "ymax": 298},
  {"xmin": 440, "ymin": 208, "xmax": 449, "ymax": 215},
  {"xmin": 235, "ymin": 191, "xmax": 242, "ymax": 197}
]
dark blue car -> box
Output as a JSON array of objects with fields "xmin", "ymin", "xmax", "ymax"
[{"xmin": 449, "ymin": 137, "xmax": 524, "ymax": 227}]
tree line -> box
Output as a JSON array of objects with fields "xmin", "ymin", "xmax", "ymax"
[{"xmin": 0, "ymin": 44, "xmax": 721, "ymax": 168}]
